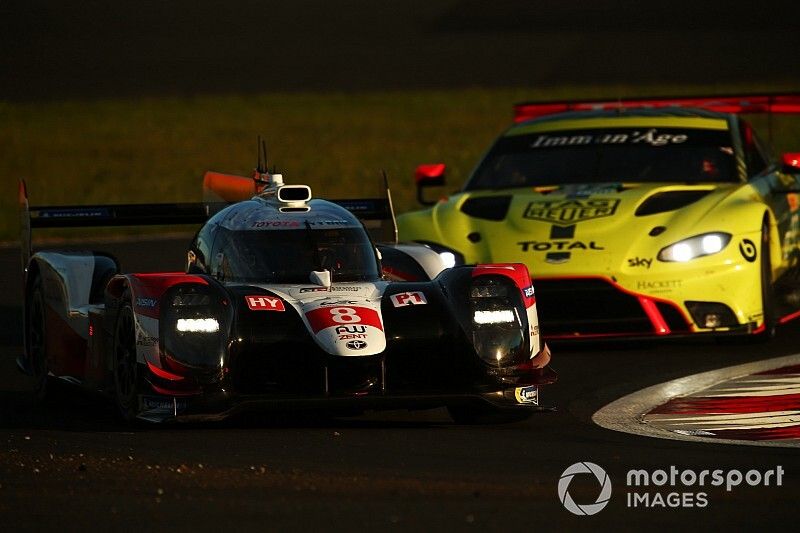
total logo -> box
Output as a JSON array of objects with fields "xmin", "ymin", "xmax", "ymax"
[{"xmin": 517, "ymin": 240, "xmax": 604, "ymax": 252}]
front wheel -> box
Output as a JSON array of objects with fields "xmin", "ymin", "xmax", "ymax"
[
  {"xmin": 447, "ymin": 402, "xmax": 532, "ymax": 425},
  {"xmin": 756, "ymin": 221, "xmax": 777, "ymax": 341},
  {"xmin": 27, "ymin": 276, "xmax": 50, "ymax": 403},
  {"xmin": 113, "ymin": 301, "xmax": 142, "ymax": 422}
]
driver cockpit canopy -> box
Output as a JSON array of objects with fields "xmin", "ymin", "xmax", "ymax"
[{"xmin": 188, "ymin": 187, "xmax": 381, "ymax": 284}]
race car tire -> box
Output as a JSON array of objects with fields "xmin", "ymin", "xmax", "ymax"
[
  {"xmin": 27, "ymin": 275, "xmax": 50, "ymax": 404},
  {"xmin": 447, "ymin": 402, "xmax": 532, "ymax": 425},
  {"xmin": 113, "ymin": 298, "xmax": 143, "ymax": 422},
  {"xmin": 756, "ymin": 220, "xmax": 777, "ymax": 341}
]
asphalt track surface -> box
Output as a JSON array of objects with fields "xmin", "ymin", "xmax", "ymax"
[
  {"xmin": 3, "ymin": 2, "xmax": 800, "ymax": 529},
  {"xmin": 1, "ymin": 237, "xmax": 800, "ymax": 531}
]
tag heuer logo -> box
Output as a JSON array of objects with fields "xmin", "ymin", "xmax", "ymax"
[{"xmin": 523, "ymin": 198, "xmax": 620, "ymax": 225}]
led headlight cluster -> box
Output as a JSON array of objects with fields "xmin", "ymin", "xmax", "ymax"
[
  {"xmin": 162, "ymin": 284, "xmax": 231, "ymax": 369},
  {"xmin": 469, "ymin": 276, "xmax": 525, "ymax": 367},
  {"xmin": 473, "ymin": 309, "xmax": 516, "ymax": 325},
  {"xmin": 658, "ymin": 232, "xmax": 731, "ymax": 262},
  {"xmin": 176, "ymin": 318, "xmax": 220, "ymax": 333}
]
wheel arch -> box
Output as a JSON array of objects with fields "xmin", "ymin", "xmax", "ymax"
[
  {"xmin": 763, "ymin": 209, "xmax": 782, "ymax": 281},
  {"xmin": 22, "ymin": 258, "xmax": 43, "ymax": 360}
]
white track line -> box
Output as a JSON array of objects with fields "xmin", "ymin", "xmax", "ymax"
[{"xmin": 592, "ymin": 353, "xmax": 800, "ymax": 448}]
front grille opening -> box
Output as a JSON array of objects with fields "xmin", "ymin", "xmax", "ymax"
[
  {"xmin": 535, "ymin": 278, "xmax": 653, "ymax": 335},
  {"xmin": 685, "ymin": 301, "xmax": 739, "ymax": 329},
  {"xmin": 232, "ymin": 343, "xmax": 324, "ymax": 396},
  {"xmin": 655, "ymin": 301, "xmax": 692, "ymax": 332},
  {"xmin": 232, "ymin": 343, "xmax": 387, "ymax": 397}
]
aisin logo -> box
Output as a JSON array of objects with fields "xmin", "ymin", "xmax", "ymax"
[{"xmin": 558, "ymin": 462, "xmax": 612, "ymax": 516}]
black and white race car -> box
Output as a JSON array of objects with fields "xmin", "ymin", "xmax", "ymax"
[{"xmin": 18, "ymin": 165, "xmax": 554, "ymax": 423}]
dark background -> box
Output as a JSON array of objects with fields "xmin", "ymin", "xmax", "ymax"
[{"xmin": 2, "ymin": 0, "xmax": 799, "ymax": 101}]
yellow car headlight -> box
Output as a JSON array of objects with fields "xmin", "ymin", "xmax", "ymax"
[{"xmin": 657, "ymin": 232, "xmax": 732, "ymax": 262}]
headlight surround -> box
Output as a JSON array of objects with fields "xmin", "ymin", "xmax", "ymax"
[
  {"xmin": 161, "ymin": 284, "xmax": 231, "ymax": 370},
  {"xmin": 657, "ymin": 232, "xmax": 732, "ymax": 262},
  {"xmin": 469, "ymin": 276, "xmax": 526, "ymax": 367}
]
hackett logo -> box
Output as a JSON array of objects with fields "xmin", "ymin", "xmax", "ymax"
[{"xmin": 524, "ymin": 198, "xmax": 620, "ymax": 225}]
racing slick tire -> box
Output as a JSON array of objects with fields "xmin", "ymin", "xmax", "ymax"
[
  {"xmin": 756, "ymin": 220, "xmax": 777, "ymax": 341},
  {"xmin": 26, "ymin": 275, "xmax": 50, "ymax": 404},
  {"xmin": 447, "ymin": 402, "xmax": 532, "ymax": 425},
  {"xmin": 113, "ymin": 298, "xmax": 143, "ymax": 422}
]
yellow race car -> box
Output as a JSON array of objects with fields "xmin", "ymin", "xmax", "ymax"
[{"xmin": 397, "ymin": 95, "xmax": 800, "ymax": 340}]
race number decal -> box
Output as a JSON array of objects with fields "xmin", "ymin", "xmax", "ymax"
[
  {"xmin": 390, "ymin": 291, "xmax": 427, "ymax": 307},
  {"xmin": 305, "ymin": 306, "xmax": 382, "ymax": 333}
]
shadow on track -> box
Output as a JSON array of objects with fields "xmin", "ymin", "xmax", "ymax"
[{"xmin": 0, "ymin": 371, "xmax": 455, "ymax": 433}]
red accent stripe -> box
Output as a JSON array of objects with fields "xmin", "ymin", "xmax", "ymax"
[
  {"xmin": 756, "ymin": 364, "xmax": 800, "ymax": 376},
  {"xmin": 305, "ymin": 306, "xmax": 383, "ymax": 333},
  {"xmin": 532, "ymin": 275, "xmax": 694, "ymax": 336},
  {"xmin": 472, "ymin": 263, "xmax": 535, "ymax": 308},
  {"xmin": 513, "ymin": 94, "xmax": 800, "ymax": 122},
  {"xmin": 638, "ymin": 297, "xmax": 670, "ymax": 335},
  {"xmin": 650, "ymin": 393, "xmax": 800, "ymax": 415},
  {"xmin": 146, "ymin": 359, "xmax": 185, "ymax": 382},
  {"xmin": 778, "ymin": 309, "xmax": 800, "ymax": 325},
  {"xmin": 129, "ymin": 274, "xmax": 209, "ymax": 319},
  {"xmin": 703, "ymin": 425, "xmax": 800, "ymax": 441}
]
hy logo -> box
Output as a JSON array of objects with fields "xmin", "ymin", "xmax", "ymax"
[{"xmin": 558, "ymin": 462, "xmax": 612, "ymax": 516}]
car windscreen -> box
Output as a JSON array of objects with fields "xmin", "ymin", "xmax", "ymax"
[
  {"xmin": 213, "ymin": 226, "xmax": 380, "ymax": 284},
  {"xmin": 465, "ymin": 127, "xmax": 737, "ymax": 191}
]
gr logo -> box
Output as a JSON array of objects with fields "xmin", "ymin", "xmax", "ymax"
[{"xmin": 558, "ymin": 462, "xmax": 612, "ymax": 516}]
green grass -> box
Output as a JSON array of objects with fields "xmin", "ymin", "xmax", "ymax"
[{"xmin": 2, "ymin": 84, "xmax": 800, "ymax": 243}]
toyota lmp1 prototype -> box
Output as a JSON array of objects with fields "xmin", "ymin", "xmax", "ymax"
[
  {"xmin": 17, "ymin": 164, "xmax": 554, "ymax": 423},
  {"xmin": 397, "ymin": 94, "xmax": 800, "ymax": 340}
]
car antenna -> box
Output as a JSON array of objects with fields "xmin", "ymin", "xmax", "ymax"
[
  {"xmin": 254, "ymin": 136, "xmax": 272, "ymax": 188},
  {"xmin": 256, "ymin": 135, "xmax": 265, "ymax": 173},
  {"xmin": 382, "ymin": 169, "xmax": 399, "ymax": 244}
]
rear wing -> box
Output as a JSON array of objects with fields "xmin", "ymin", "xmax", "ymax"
[
  {"xmin": 19, "ymin": 171, "xmax": 398, "ymax": 271},
  {"xmin": 18, "ymin": 180, "xmax": 213, "ymax": 273},
  {"xmin": 513, "ymin": 93, "xmax": 800, "ymax": 123}
]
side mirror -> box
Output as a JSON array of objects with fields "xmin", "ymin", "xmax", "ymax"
[
  {"xmin": 415, "ymin": 163, "xmax": 446, "ymax": 206},
  {"xmin": 782, "ymin": 153, "xmax": 800, "ymax": 173}
]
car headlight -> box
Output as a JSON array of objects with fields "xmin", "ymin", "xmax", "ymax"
[
  {"xmin": 473, "ymin": 309, "xmax": 516, "ymax": 325},
  {"xmin": 162, "ymin": 284, "xmax": 231, "ymax": 369},
  {"xmin": 418, "ymin": 241, "xmax": 465, "ymax": 268},
  {"xmin": 657, "ymin": 232, "xmax": 731, "ymax": 262},
  {"xmin": 176, "ymin": 318, "xmax": 220, "ymax": 333},
  {"xmin": 469, "ymin": 276, "xmax": 526, "ymax": 366}
]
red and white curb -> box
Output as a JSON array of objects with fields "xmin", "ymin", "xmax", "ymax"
[{"xmin": 592, "ymin": 354, "xmax": 800, "ymax": 448}]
